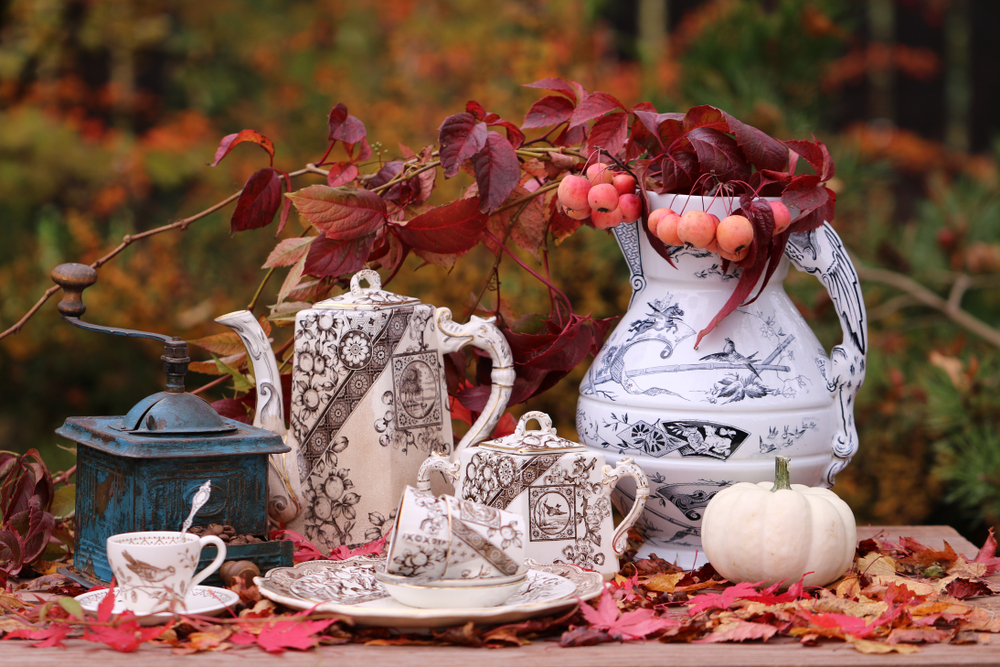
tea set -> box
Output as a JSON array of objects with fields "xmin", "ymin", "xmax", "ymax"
[{"xmin": 59, "ymin": 236, "xmax": 864, "ymax": 616}]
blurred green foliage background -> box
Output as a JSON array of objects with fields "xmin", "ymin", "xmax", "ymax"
[{"xmin": 2, "ymin": 0, "xmax": 1000, "ymax": 544}]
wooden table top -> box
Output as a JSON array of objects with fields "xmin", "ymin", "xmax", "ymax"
[{"xmin": 5, "ymin": 525, "xmax": 999, "ymax": 666}]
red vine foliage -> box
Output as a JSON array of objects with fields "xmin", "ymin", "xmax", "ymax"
[{"xmin": 206, "ymin": 78, "xmax": 836, "ymax": 420}]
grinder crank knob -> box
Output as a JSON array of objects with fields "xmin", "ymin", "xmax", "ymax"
[{"xmin": 51, "ymin": 263, "xmax": 98, "ymax": 318}]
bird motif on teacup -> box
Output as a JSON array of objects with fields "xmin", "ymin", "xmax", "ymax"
[{"xmin": 122, "ymin": 551, "xmax": 176, "ymax": 583}]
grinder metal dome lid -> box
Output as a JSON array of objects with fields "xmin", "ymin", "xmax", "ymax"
[{"xmin": 478, "ymin": 411, "xmax": 585, "ymax": 455}]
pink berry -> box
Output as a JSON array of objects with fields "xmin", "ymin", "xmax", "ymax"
[
  {"xmin": 557, "ymin": 175, "xmax": 592, "ymax": 210},
  {"xmin": 588, "ymin": 183, "xmax": 620, "ymax": 213},
  {"xmin": 564, "ymin": 205, "xmax": 592, "ymax": 220},
  {"xmin": 586, "ymin": 163, "xmax": 614, "ymax": 185},
  {"xmin": 592, "ymin": 207, "xmax": 624, "ymax": 230},
  {"xmin": 719, "ymin": 245, "xmax": 750, "ymax": 262},
  {"xmin": 770, "ymin": 200, "xmax": 792, "ymax": 234},
  {"xmin": 716, "ymin": 215, "xmax": 754, "ymax": 254},
  {"xmin": 612, "ymin": 173, "xmax": 637, "ymax": 196},
  {"xmin": 677, "ymin": 210, "xmax": 717, "ymax": 249},
  {"xmin": 647, "ymin": 208, "xmax": 671, "ymax": 236},
  {"xmin": 654, "ymin": 211, "xmax": 683, "ymax": 246},
  {"xmin": 618, "ymin": 194, "xmax": 643, "ymax": 222}
]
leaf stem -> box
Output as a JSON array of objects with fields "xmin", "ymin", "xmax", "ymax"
[
  {"xmin": 246, "ymin": 267, "xmax": 277, "ymax": 312},
  {"xmin": 482, "ymin": 228, "xmax": 573, "ymax": 314}
]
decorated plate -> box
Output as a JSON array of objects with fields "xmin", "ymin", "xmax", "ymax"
[
  {"xmin": 75, "ymin": 585, "xmax": 239, "ymax": 626},
  {"xmin": 254, "ymin": 556, "xmax": 605, "ymax": 628}
]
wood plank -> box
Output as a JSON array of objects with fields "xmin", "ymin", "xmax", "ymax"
[{"xmin": 1, "ymin": 526, "xmax": 996, "ymax": 666}]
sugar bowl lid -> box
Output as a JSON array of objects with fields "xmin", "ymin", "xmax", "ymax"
[
  {"xmin": 480, "ymin": 411, "xmax": 585, "ymax": 454},
  {"xmin": 314, "ymin": 269, "xmax": 419, "ymax": 311}
]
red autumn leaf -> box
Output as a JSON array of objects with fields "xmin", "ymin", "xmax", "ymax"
[
  {"xmin": 263, "ymin": 236, "xmax": 314, "ymax": 268},
  {"xmin": 211, "ymin": 398, "xmax": 250, "ymax": 424},
  {"xmin": 723, "ymin": 112, "xmax": 789, "ymax": 172},
  {"xmin": 696, "ymin": 620, "xmax": 778, "ymax": 643},
  {"xmin": 327, "ymin": 103, "xmax": 367, "ymax": 144},
  {"xmin": 886, "ymin": 627, "xmax": 953, "ymax": 644},
  {"xmin": 466, "ymin": 100, "xmax": 487, "ymax": 120},
  {"xmin": 84, "ymin": 622, "xmax": 169, "ymax": 653},
  {"xmin": 522, "ymin": 95, "xmax": 576, "ymax": 129},
  {"xmin": 686, "ymin": 127, "xmax": 752, "ymax": 183},
  {"xmin": 579, "ymin": 588, "xmax": 678, "ymax": 640},
  {"xmin": 570, "ymin": 91, "xmax": 626, "ymax": 127},
  {"xmin": 287, "ymin": 185, "xmax": 387, "ymax": 240},
  {"xmin": 682, "ymin": 105, "xmax": 731, "ymax": 133},
  {"xmin": 303, "ymin": 232, "xmax": 376, "ymax": 278},
  {"xmin": 785, "ymin": 139, "xmax": 835, "ymax": 181},
  {"xmin": 326, "ymin": 162, "xmax": 359, "ymax": 187},
  {"xmin": 211, "ymin": 129, "xmax": 274, "ymax": 167},
  {"xmin": 560, "ymin": 625, "xmax": 618, "ymax": 647},
  {"xmin": 439, "ymin": 112, "xmax": 488, "ymax": 178},
  {"xmin": 973, "ymin": 528, "xmax": 1000, "ymax": 575},
  {"xmin": 945, "ymin": 577, "xmax": 994, "ymax": 599},
  {"xmin": 393, "ymin": 197, "xmax": 487, "ymax": 254},
  {"xmin": 587, "ymin": 112, "xmax": 628, "ymax": 158},
  {"xmin": 523, "ymin": 77, "xmax": 585, "ymax": 102},
  {"xmin": 236, "ymin": 617, "xmax": 337, "ymax": 653},
  {"xmin": 795, "ymin": 609, "xmax": 882, "ymax": 639},
  {"xmin": 658, "ymin": 152, "xmax": 699, "ymax": 194},
  {"xmin": 687, "ymin": 580, "xmax": 765, "ymax": 615},
  {"xmin": 487, "ymin": 117, "xmax": 525, "ymax": 150},
  {"xmin": 4, "ymin": 624, "xmax": 72, "ymax": 648},
  {"xmin": 472, "ymin": 132, "xmax": 521, "ymax": 214},
  {"xmin": 231, "ymin": 167, "xmax": 284, "ymax": 233},
  {"xmin": 270, "ymin": 529, "xmax": 326, "ymax": 563}
]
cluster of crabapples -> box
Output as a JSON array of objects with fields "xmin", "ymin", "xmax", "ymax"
[
  {"xmin": 556, "ymin": 164, "xmax": 644, "ymax": 230},
  {"xmin": 647, "ymin": 199, "xmax": 792, "ymax": 262}
]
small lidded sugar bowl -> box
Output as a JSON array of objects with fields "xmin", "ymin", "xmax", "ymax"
[{"xmin": 418, "ymin": 411, "xmax": 649, "ymax": 578}]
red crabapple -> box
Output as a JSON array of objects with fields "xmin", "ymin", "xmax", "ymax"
[
  {"xmin": 647, "ymin": 208, "xmax": 672, "ymax": 236},
  {"xmin": 592, "ymin": 207, "xmax": 624, "ymax": 230},
  {"xmin": 716, "ymin": 215, "xmax": 754, "ymax": 254},
  {"xmin": 612, "ymin": 173, "xmax": 637, "ymax": 196},
  {"xmin": 565, "ymin": 206, "xmax": 592, "ymax": 220},
  {"xmin": 588, "ymin": 183, "xmax": 620, "ymax": 213},
  {"xmin": 770, "ymin": 200, "xmax": 792, "ymax": 235},
  {"xmin": 654, "ymin": 211, "xmax": 683, "ymax": 246},
  {"xmin": 677, "ymin": 210, "xmax": 717, "ymax": 249},
  {"xmin": 719, "ymin": 245, "xmax": 750, "ymax": 262},
  {"xmin": 618, "ymin": 194, "xmax": 642, "ymax": 222},
  {"xmin": 557, "ymin": 175, "xmax": 592, "ymax": 210},
  {"xmin": 586, "ymin": 163, "xmax": 614, "ymax": 185}
]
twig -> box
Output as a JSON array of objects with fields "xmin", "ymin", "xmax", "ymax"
[
  {"xmin": 0, "ymin": 167, "xmax": 320, "ymax": 342},
  {"xmin": 856, "ymin": 265, "xmax": 1000, "ymax": 349}
]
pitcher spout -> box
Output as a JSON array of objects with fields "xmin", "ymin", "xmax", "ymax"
[{"xmin": 214, "ymin": 310, "xmax": 304, "ymax": 524}]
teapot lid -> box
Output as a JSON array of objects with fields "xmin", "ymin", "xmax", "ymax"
[
  {"xmin": 313, "ymin": 270, "xmax": 419, "ymax": 311},
  {"xmin": 480, "ymin": 411, "xmax": 585, "ymax": 454}
]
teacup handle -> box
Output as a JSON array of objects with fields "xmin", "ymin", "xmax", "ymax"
[
  {"xmin": 416, "ymin": 452, "xmax": 460, "ymax": 492},
  {"xmin": 435, "ymin": 308, "xmax": 515, "ymax": 460},
  {"xmin": 602, "ymin": 457, "xmax": 650, "ymax": 556},
  {"xmin": 190, "ymin": 535, "xmax": 227, "ymax": 588}
]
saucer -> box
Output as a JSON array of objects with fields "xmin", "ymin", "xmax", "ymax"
[
  {"xmin": 74, "ymin": 585, "xmax": 239, "ymax": 625},
  {"xmin": 255, "ymin": 556, "xmax": 606, "ymax": 628},
  {"xmin": 375, "ymin": 564, "xmax": 529, "ymax": 588},
  {"xmin": 375, "ymin": 573, "xmax": 526, "ymax": 608}
]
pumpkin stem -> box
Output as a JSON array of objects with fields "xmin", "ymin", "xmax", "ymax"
[{"xmin": 770, "ymin": 456, "xmax": 791, "ymax": 492}]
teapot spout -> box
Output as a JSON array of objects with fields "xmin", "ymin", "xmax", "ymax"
[{"xmin": 215, "ymin": 310, "xmax": 304, "ymax": 523}]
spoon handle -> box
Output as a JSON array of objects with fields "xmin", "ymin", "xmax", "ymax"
[{"xmin": 182, "ymin": 480, "xmax": 212, "ymax": 534}]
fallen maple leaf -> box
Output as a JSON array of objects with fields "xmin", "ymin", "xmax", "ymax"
[
  {"xmin": 83, "ymin": 620, "xmax": 170, "ymax": 653},
  {"xmin": 578, "ymin": 588, "xmax": 677, "ymax": 641},
  {"xmin": 696, "ymin": 619, "xmax": 777, "ymax": 643},
  {"xmin": 4, "ymin": 624, "xmax": 72, "ymax": 648},
  {"xmin": 233, "ymin": 616, "xmax": 337, "ymax": 653},
  {"xmin": 973, "ymin": 528, "xmax": 1000, "ymax": 575}
]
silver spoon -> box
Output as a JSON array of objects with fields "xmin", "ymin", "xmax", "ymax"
[{"xmin": 181, "ymin": 480, "xmax": 212, "ymax": 534}]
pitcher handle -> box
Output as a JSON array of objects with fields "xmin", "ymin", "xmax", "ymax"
[
  {"xmin": 602, "ymin": 457, "xmax": 650, "ymax": 556},
  {"xmin": 435, "ymin": 308, "xmax": 515, "ymax": 461},
  {"xmin": 785, "ymin": 222, "xmax": 868, "ymax": 486},
  {"xmin": 416, "ymin": 452, "xmax": 461, "ymax": 492}
]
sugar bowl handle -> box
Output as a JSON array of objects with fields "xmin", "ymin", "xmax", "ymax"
[
  {"xmin": 602, "ymin": 457, "xmax": 650, "ymax": 556},
  {"xmin": 416, "ymin": 452, "xmax": 460, "ymax": 492}
]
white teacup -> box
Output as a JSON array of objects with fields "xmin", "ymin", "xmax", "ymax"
[
  {"xmin": 106, "ymin": 530, "xmax": 227, "ymax": 615},
  {"xmin": 385, "ymin": 486, "xmax": 525, "ymax": 581}
]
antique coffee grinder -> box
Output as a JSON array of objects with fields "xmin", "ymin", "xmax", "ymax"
[{"xmin": 50, "ymin": 263, "xmax": 293, "ymax": 583}]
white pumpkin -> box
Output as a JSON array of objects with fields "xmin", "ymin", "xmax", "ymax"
[{"xmin": 701, "ymin": 456, "xmax": 857, "ymax": 588}]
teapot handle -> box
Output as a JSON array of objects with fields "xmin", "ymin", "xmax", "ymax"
[
  {"xmin": 435, "ymin": 308, "xmax": 515, "ymax": 461},
  {"xmin": 602, "ymin": 457, "xmax": 649, "ymax": 556},
  {"xmin": 416, "ymin": 452, "xmax": 461, "ymax": 492},
  {"xmin": 785, "ymin": 222, "xmax": 867, "ymax": 486}
]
